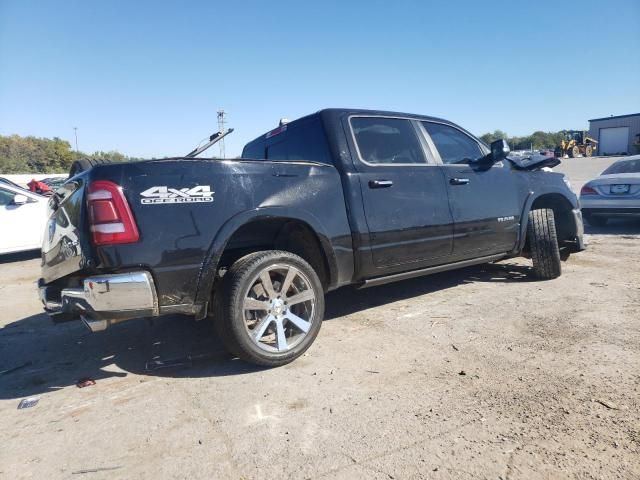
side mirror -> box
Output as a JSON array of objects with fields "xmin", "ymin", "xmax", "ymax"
[
  {"xmin": 12, "ymin": 194, "xmax": 28, "ymax": 205},
  {"xmin": 491, "ymin": 139, "xmax": 510, "ymax": 162}
]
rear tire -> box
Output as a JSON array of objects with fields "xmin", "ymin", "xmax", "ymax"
[
  {"xmin": 585, "ymin": 145, "xmax": 593, "ymax": 157},
  {"xmin": 214, "ymin": 250, "xmax": 324, "ymax": 367},
  {"xmin": 527, "ymin": 209, "xmax": 561, "ymax": 280}
]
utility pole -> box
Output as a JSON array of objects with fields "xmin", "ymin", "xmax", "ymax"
[
  {"xmin": 73, "ymin": 127, "xmax": 79, "ymax": 152},
  {"xmin": 217, "ymin": 110, "xmax": 226, "ymax": 159}
]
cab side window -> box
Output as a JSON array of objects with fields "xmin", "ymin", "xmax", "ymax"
[
  {"xmin": 422, "ymin": 122, "xmax": 483, "ymax": 165},
  {"xmin": 350, "ymin": 117, "xmax": 426, "ymax": 165},
  {"xmin": 242, "ymin": 140, "xmax": 265, "ymax": 160},
  {"xmin": 265, "ymin": 118, "xmax": 332, "ymax": 164}
]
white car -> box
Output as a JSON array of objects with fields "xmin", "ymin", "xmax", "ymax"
[
  {"xmin": 580, "ymin": 155, "xmax": 640, "ymax": 226},
  {"xmin": 0, "ymin": 183, "xmax": 49, "ymax": 254}
]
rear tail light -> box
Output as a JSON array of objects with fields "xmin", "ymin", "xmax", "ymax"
[
  {"xmin": 580, "ymin": 185, "xmax": 598, "ymax": 195},
  {"xmin": 87, "ymin": 180, "xmax": 140, "ymax": 245}
]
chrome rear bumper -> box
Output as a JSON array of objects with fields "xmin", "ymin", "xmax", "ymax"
[{"xmin": 39, "ymin": 271, "xmax": 158, "ymax": 332}]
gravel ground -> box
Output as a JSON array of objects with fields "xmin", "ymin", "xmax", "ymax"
[{"xmin": 1, "ymin": 156, "xmax": 639, "ymax": 479}]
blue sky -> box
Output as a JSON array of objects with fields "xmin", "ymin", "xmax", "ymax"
[{"xmin": 1, "ymin": 0, "xmax": 639, "ymax": 158}]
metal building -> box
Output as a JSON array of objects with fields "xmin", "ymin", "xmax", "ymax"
[{"xmin": 588, "ymin": 113, "xmax": 640, "ymax": 156}]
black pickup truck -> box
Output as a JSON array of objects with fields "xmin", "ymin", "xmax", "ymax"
[{"xmin": 39, "ymin": 108, "xmax": 585, "ymax": 366}]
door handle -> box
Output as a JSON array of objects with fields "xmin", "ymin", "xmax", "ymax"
[
  {"xmin": 369, "ymin": 180, "xmax": 393, "ymax": 188},
  {"xmin": 449, "ymin": 178, "xmax": 470, "ymax": 185}
]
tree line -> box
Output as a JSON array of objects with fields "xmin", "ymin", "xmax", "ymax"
[
  {"xmin": 479, "ymin": 130, "xmax": 569, "ymax": 151},
  {"xmin": 1, "ymin": 129, "xmax": 573, "ymax": 174},
  {"xmin": 0, "ymin": 134, "xmax": 144, "ymax": 174}
]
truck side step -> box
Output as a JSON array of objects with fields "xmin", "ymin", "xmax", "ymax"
[{"xmin": 358, "ymin": 253, "xmax": 508, "ymax": 289}]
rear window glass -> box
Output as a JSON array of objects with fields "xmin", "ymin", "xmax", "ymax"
[
  {"xmin": 242, "ymin": 117, "xmax": 332, "ymax": 165},
  {"xmin": 602, "ymin": 158, "xmax": 640, "ymax": 175},
  {"xmin": 350, "ymin": 117, "xmax": 426, "ymax": 165}
]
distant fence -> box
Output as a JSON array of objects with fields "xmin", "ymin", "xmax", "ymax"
[{"xmin": 1, "ymin": 173, "xmax": 67, "ymax": 188}]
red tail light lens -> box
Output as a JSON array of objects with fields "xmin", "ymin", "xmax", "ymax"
[
  {"xmin": 87, "ymin": 180, "xmax": 140, "ymax": 245},
  {"xmin": 580, "ymin": 185, "xmax": 597, "ymax": 195}
]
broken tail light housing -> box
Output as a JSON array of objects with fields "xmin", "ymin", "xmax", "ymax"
[{"xmin": 87, "ymin": 180, "xmax": 140, "ymax": 245}]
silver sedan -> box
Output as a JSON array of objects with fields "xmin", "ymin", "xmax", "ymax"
[{"xmin": 580, "ymin": 155, "xmax": 640, "ymax": 226}]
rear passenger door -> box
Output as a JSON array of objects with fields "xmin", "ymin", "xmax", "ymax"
[
  {"xmin": 420, "ymin": 121, "xmax": 520, "ymax": 258},
  {"xmin": 349, "ymin": 116, "xmax": 454, "ymax": 276}
]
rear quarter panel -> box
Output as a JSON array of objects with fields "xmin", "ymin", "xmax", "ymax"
[{"xmin": 80, "ymin": 159, "xmax": 353, "ymax": 309}]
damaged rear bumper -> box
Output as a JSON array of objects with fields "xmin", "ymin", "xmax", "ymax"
[{"xmin": 39, "ymin": 271, "xmax": 159, "ymax": 332}]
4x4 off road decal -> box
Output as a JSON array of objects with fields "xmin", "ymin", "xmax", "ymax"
[{"xmin": 140, "ymin": 186, "xmax": 214, "ymax": 204}]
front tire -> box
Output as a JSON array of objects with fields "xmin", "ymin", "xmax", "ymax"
[
  {"xmin": 570, "ymin": 146, "xmax": 580, "ymax": 158},
  {"xmin": 215, "ymin": 251, "xmax": 324, "ymax": 367},
  {"xmin": 527, "ymin": 209, "xmax": 561, "ymax": 280}
]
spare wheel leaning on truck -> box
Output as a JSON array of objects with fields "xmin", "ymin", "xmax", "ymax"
[{"xmin": 39, "ymin": 108, "xmax": 585, "ymax": 367}]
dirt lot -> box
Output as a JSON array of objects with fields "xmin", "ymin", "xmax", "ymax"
[{"xmin": 1, "ymin": 157, "xmax": 639, "ymax": 479}]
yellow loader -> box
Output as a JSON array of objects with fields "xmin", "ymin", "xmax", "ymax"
[{"xmin": 555, "ymin": 130, "xmax": 598, "ymax": 158}]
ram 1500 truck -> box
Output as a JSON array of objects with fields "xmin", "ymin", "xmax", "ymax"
[{"xmin": 39, "ymin": 109, "xmax": 585, "ymax": 366}]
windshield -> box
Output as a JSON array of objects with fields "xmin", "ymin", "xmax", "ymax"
[{"xmin": 602, "ymin": 158, "xmax": 640, "ymax": 175}]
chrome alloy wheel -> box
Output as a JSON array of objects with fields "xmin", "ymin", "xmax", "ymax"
[{"xmin": 242, "ymin": 264, "xmax": 317, "ymax": 353}]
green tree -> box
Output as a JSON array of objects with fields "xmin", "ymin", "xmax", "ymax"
[
  {"xmin": 479, "ymin": 129, "xmax": 508, "ymax": 145},
  {"xmin": 478, "ymin": 129, "xmax": 566, "ymax": 151},
  {"xmin": 0, "ymin": 134, "xmax": 142, "ymax": 174}
]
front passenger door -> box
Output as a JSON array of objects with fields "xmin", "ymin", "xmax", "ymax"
[{"xmin": 421, "ymin": 122, "xmax": 521, "ymax": 258}]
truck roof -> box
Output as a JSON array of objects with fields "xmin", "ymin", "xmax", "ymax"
[
  {"xmin": 321, "ymin": 108, "xmax": 482, "ymax": 148},
  {"xmin": 319, "ymin": 107, "xmax": 451, "ymax": 124},
  {"xmin": 243, "ymin": 107, "xmax": 460, "ymax": 153}
]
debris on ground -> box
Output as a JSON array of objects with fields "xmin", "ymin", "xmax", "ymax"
[
  {"xmin": 17, "ymin": 397, "xmax": 39, "ymax": 409},
  {"xmin": 458, "ymin": 370, "xmax": 467, "ymax": 376},
  {"xmin": 451, "ymin": 344, "xmax": 459, "ymax": 351},
  {"xmin": 72, "ymin": 466, "xmax": 122, "ymax": 474},
  {"xmin": 145, "ymin": 357, "xmax": 191, "ymax": 372},
  {"xmin": 76, "ymin": 378, "xmax": 96, "ymax": 388},
  {"xmin": 145, "ymin": 352, "xmax": 218, "ymax": 372},
  {"xmin": 594, "ymin": 399, "xmax": 619, "ymax": 410}
]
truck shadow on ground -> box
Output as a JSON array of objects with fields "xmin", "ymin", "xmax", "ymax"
[{"xmin": 0, "ymin": 260, "xmax": 535, "ymax": 400}]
